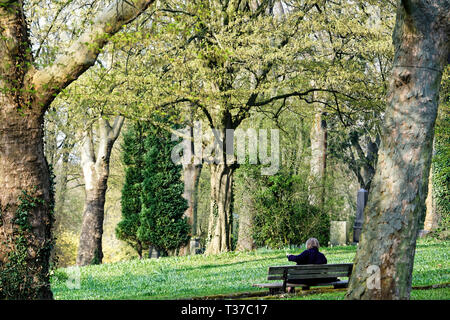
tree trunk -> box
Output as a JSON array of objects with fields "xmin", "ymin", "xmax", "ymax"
[
  {"xmin": 0, "ymin": 1, "xmax": 53, "ymax": 299},
  {"xmin": 349, "ymin": 133, "xmax": 379, "ymax": 192},
  {"xmin": 54, "ymin": 147, "xmax": 70, "ymax": 221},
  {"xmin": 178, "ymin": 119, "xmax": 203, "ymax": 255},
  {"xmin": 236, "ymin": 174, "xmax": 257, "ymax": 251},
  {"xmin": 136, "ymin": 240, "xmax": 143, "ymax": 259},
  {"xmin": 77, "ymin": 169, "xmax": 108, "ymax": 265},
  {"xmin": 179, "ymin": 163, "xmax": 202, "ymax": 255},
  {"xmin": 424, "ymin": 162, "xmax": 439, "ymax": 232},
  {"xmin": 203, "ymin": 108, "xmax": 236, "ymax": 255},
  {"xmin": 205, "ymin": 163, "xmax": 235, "ymax": 254},
  {"xmin": 235, "ymin": 162, "xmax": 259, "ymax": 252},
  {"xmin": 0, "ymin": 111, "xmax": 54, "ymax": 299},
  {"xmin": 77, "ymin": 117, "xmax": 123, "ymax": 266},
  {"xmin": 309, "ymin": 111, "xmax": 327, "ymax": 207},
  {"xmin": 345, "ymin": 0, "xmax": 449, "ymax": 300},
  {"xmin": 294, "ymin": 118, "xmax": 308, "ymax": 175}
]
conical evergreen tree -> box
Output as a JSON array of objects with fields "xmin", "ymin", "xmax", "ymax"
[
  {"xmin": 137, "ymin": 123, "xmax": 190, "ymax": 255},
  {"xmin": 116, "ymin": 122, "xmax": 149, "ymax": 258}
]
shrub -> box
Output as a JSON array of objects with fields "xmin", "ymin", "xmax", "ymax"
[{"xmin": 252, "ymin": 172, "xmax": 329, "ymax": 249}]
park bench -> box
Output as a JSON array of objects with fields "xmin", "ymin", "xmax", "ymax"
[{"xmin": 253, "ymin": 263, "xmax": 353, "ymax": 294}]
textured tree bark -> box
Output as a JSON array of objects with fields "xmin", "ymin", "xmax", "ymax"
[
  {"xmin": 349, "ymin": 133, "xmax": 379, "ymax": 192},
  {"xmin": 205, "ymin": 163, "xmax": 235, "ymax": 254},
  {"xmin": 178, "ymin": 120, "xmax": 203, "ymax": 255},
  {"xmin": 179, "ymin": 163, "xmax": 202, "ymax": 255},
  {"xmin": 203, "ymin": 108, "xmax": 237, "ymax": 255},
  {"xmin": 0, "ymin": 111, "xmax": 53, "ymax": 299},
  {"xmin": 309, "ymin": 111, "xmax": 327, "ymax": 207},
  {"xmin": 54, "ymin": 147, "xmax": 70, "ymax": 220},
  {"xmin": 424, "ymin": 162, "xmax": 439, "ymax": 232},
  {"xmin": 77, "ymin": 117, "xmax": 123, "ymax": 266},
  {"xmin": 361, "ymin": 137, "xmax": 379, "ymax": 192},
  {"xmin": 0, "ymin": 0, "xmax": 53, "ymax": 299},
  {"xmin": 77, "ymin": 173, "xmax": 108, "ymax": 265},
  {"xmin": 345, "ymin": 0, "xmax": 449, "ymax": 300},
  {"xmin": 236, "ymin": 174, "xmax": 257, "ymax": 251}
]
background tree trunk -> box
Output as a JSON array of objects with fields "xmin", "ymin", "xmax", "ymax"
[
  {"xmin": 236, "ymin": 173, "xmax": 257, "ymax": 251},
  {"xmin": 178, "ymin": 119, "xmax": 202, "ymax": 255},
  {"xmin": 309, "ymin": 111, "xmax": 327, "ymax": 208},
  {"xmin": 345, "ymin": 0, "xmax": 449, "ymax": 300},
  {"xmin": 179, "ymin": 163, "xmax": 202, "ymax": 255},
  {"xmin": 205, "ymin": 163, "xmax": 235, "ymax": 254},
  {"xmin": 77, "ymin": 117, "xmax": 124, "ymax": 266},
  {"xmin": 54, "ymin": 147, "xmax": 71, "ymax": 221},
  {"xmin": 349, "ymin": 133, "xmax": 379, "ymax": 192},
  {"xmin": 424, "ymin": 161, "xmax": 439, "ymax": 232}
]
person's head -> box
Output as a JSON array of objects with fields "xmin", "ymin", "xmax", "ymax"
[{"xmin": 306, "ymin": 238, "xmax": 320, "ymax": 250}]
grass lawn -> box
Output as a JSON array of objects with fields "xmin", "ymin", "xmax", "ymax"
[{"xmin": 51, "ymin": 238, "xmax": 449, "ymax": 300}]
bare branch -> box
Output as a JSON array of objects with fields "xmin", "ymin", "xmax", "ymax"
[{"xmin": 247, "ymin": 88, "xmax": 356, "ymax": 107}]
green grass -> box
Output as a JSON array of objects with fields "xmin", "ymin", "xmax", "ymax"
[
  {"xmin": 279, "ymin": 287, "xmax": 450, "ymax": 300},
  {"xmin": 50, "ymin": 238, "xmax": 449, "ymax": 300}
]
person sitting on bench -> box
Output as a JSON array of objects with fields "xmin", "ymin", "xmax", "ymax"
[
  {"xmin": 287, "ymin": 238, "xmax": 327, "ymax": 265},
  {"xmin": 285, "ymin": 238, "xmax": 338, "ymax": 291}
]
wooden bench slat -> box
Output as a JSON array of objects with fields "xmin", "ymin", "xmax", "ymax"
[
  {"xmin": 286, "ymin": 280, "xmax": 349, "ymax": 288},
  {"xmin": 254, "ymin": 280, "xmax": 349, "ymax": 290},
  {"xmin": 268, "ymin": 263, "xmax": 352, "ymax": 274},
  {"xmin": 254, "ymin": 280, "xmax": 349, "ymax": 288},
  {"xmin": 287, "ymin": 267, "xmax": 352, "ymax": 275},
  {"xmin": 268, "ymin": 274, "xmax": 349, "ymax": 281},
  {"xmin": 286, "ymin": 272, "xmax": 350, "ymax": 280},
  {"xmin": 252, "ymin": 283, "xmax": 284, "ymax": 288},
  {"xmin": 273, "ymin": 263, "xmax": 352, "ymax": 268},
  {"xmin": 270, "ymin": 263, "xmax": 353, "ymax": 268}
]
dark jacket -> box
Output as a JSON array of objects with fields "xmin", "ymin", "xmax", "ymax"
[
  {"xmin": 287, "ymin": 247, "xmax": 327, "ymax": 265},
  {"xmin": 287, "ymin": 247, "xmax": 337, "ymax": 285}
]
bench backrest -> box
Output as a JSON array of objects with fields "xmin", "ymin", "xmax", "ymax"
[{"xmin": 268, "ymin": 263, "xmax": 353, "ymax": 282}]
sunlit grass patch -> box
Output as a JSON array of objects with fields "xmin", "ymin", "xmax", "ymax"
[{"xmin": 51, "ymin": 238, "xmax": 449, "ymax": 300}]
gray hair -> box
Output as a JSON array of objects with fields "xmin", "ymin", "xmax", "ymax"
[{"xmin": 306, "ymin": 238, "xmax": 320, "ymax": 249}]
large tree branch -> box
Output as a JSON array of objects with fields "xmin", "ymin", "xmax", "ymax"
[
  {"xmin": 29, "ymin": 0, "xmax": 155, "ymax": 111},
  {"xmin": 111, "ymin": 116, "xmax": 125, "ymax": 140},
  {"xmin": 80, "ymin": 125, "xmax": 96, "ymax": 166},
  {"xmin": 348, "ymin": 146, "xmax": 366, "ymax": 189},
  {"xmin": 350, "ymin": 131, "xmax": 376, "ymax": 178},
  {"xmin": 247, "ymin": 88, "xmax": 357, "ymax": 107},
  {"xmin": 96, "ymin": 115, "xmax": 124, "ymax": 167}
]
